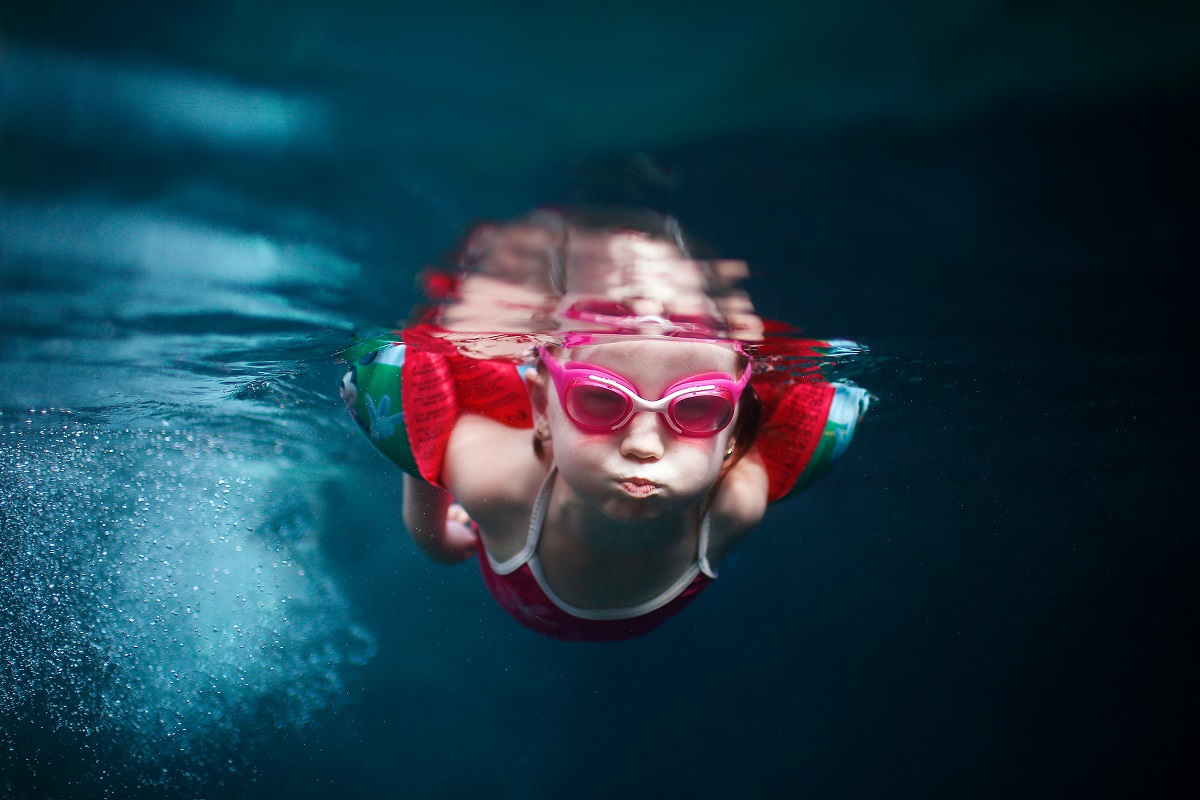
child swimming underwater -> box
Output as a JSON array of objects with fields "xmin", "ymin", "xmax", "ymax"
[{"xmin": 340, "ymin": 208, "xmax": 869, "ymax": 641}]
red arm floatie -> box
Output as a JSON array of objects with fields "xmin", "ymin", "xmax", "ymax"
[
  {"xmin": 446, "ymin": 354, "xmax": 533, "ymax": 429},
  {"xmin": 399, "ymin": 348, "xmax": 458, "ymax": 486},
  {"xmin": 752, "ymin": 377, "xmax": 837, "ymax": 503}
]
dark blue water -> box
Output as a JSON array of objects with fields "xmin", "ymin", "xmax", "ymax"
[{"xmin": 2, "ymin": 3, "xmax": 1196, "ymax": 798}]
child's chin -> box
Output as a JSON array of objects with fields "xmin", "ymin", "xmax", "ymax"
[{"xmin": 600, "ymin": 494, "xmax": 688, "ymax": 524}]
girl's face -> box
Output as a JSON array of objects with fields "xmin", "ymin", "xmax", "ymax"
[{"xmin": 530, "ymin": 338, "xmax": 742, "ymax": 524}]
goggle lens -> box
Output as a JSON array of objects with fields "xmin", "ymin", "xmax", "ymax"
[
  {"xmin": 669, "ymin": 393, "xmax": 734, "ymax": 434},
  {"xmin": 566, "ymin": 384, "xmax": 632, "ymax": 430}
]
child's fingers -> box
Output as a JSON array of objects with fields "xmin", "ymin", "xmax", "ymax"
[{"xmin": 444, "ymin": 520, "xmax": 479, "ymax": 559}]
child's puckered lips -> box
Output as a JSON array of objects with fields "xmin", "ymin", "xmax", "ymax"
[{"xmin": 618, "ymin": 477, "xmax": 661, "ymax": 498}]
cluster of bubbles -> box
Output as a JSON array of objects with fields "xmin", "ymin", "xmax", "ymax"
[{"xmin": 1, "ymin": 409, "xmax": 375, "ymax": 793}]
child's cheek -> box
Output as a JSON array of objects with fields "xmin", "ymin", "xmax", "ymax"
[{"xmin": 668, "ymin": 437, "xmax": 724, "ymax": 458}]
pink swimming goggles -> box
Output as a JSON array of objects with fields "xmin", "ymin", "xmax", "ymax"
[{"xmin": 539, "ymin": 346, "xmax": 751, "ymax": 436}]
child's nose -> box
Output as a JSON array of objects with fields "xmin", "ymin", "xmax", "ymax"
[{"xmin": 619, "ymin": 412, "xmax": 666, "ymax": 460}]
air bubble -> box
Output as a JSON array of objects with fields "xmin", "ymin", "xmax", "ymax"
[{"xmin": 2, "ymin": 415, "xmax": 376, "ymax": 788}]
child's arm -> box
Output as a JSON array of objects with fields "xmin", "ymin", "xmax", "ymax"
[{"xmin": 402, "ymin": 474, "xmax": 479, "ymax": 564}]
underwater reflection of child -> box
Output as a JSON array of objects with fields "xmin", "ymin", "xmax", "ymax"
[{"xmin": 403, "ymin": 335, "xmax": 765, "ymax": 640}]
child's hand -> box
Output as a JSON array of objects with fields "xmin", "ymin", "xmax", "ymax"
[{"xmin": 441, "ymin": 503, "xmax": 480, "ymax": 563}]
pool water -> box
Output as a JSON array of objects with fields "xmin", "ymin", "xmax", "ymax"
[{"xmin": 2, "ymin": 5, "xmax": 1196, "ymax": 798}]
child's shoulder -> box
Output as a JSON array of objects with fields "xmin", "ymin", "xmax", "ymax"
[
  {"xmin": 443, "ymin": 413, "xmax": 545, "ymax": 513},
  {"xmin": 443, "ymin": 412, "xmax": 547, "ymax": 560},
  {"xmin": 706, "ymin": 447, "xmax": 770, "ymax": 567}
]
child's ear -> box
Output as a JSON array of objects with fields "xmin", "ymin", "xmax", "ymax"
[{"xmin": 525, "ymin": 368, "xmax": 549, "ymax": 428}]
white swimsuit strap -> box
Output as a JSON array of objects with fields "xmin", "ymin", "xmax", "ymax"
[
  {"xmin": 527, "ymin": 557, "xmax": 703, "ymax": 621},
  {"xmin": 697, "ymin": 511, "xmax": 717, "ymax": 579},
  {"xmin": 485, "ymin": 464, "xmax": 555, "ymax": 576}
]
